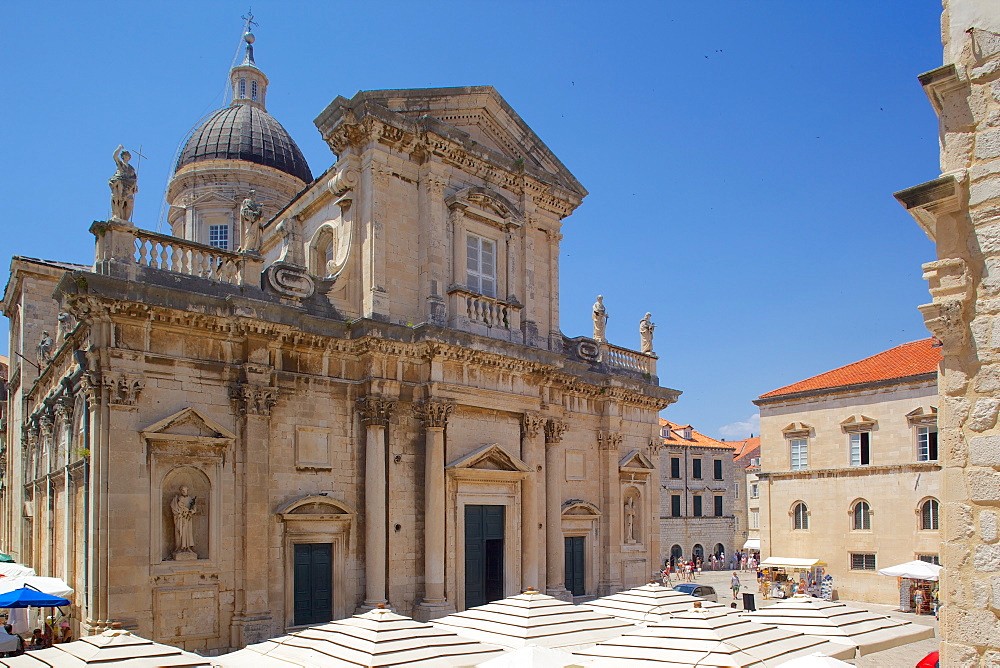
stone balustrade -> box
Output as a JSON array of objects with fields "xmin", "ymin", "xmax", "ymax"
[
  {"xmin": 603, "ymin": 343, "xmax": 656, "ymax": 376},
  {"xmin": 447, "ymin": 288, "xmax": 522, "ymax": 340},
  {"xmin": 134, "ymin": 229, "xmax": 242, "ymax": 284}
]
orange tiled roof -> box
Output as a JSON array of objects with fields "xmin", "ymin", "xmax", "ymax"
[
  {"xmin": 731, "ymin": 437, "xmax": 760, "ymax": 463},
  {"xmin": 758, "ymin": 339, "xmax": 940, "ymax": 400},
  {"xmin": 659, "ymin": 418, "xmax": 734, "ymax": 450}
]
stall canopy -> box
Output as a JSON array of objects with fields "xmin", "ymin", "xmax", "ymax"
[
  {"xmin": 761, "ymin": 557, "xmax": 826, "ymax": 569},
  {"xmin": 0, "ymin": 586, "xmax": 70, "ymax": 608},
  {"xmin": 743, "ymin": 539, "xmax": 761, "ymax": 551},
  {"xmin": 877, "ymin": 560, "xmax": 943, "ymax": 582},
  {"xmin": 0, "ymin": 576, "xmax": 73, "ymax": 598}
]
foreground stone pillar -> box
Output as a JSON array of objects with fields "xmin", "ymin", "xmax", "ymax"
[
  {"xmin": 544, "ymin": 419, "xmax": 571, "ymax": 600},
  {"xmin": 520, "ymin": 413, "xmax": 546, "ymax": 591},
  {"xmin": 413, "ymin": 401, "xmax": 456, "ymax": 621},
  {"xmin": 357, "ymin": 397, "xmax": 395, "ymax": 610}
]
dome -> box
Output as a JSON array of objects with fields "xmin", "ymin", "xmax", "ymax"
[{"xmin": 175, "ymin": 103, "xmax": 313, "ymax": 183}]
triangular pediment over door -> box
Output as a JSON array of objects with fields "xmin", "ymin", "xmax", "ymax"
[{"xmin": 447, "ymin": 443, "xmax": 531, "ymax": 482}]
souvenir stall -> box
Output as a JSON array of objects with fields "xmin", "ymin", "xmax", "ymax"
[
  {"xmin": 878, "ymin": 560, "xmax": 942, "ymax": 615},
  {"xmin": 759, "ymin": 557, "xmax": 831, "ymax": 600}
]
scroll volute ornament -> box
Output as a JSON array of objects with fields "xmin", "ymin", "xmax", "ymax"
[
  {"xmin": 544, "ymin": 419, "xmax": 568, "ymax": 444},
  {"xmin": 232, "ymin": 383, "xmax": 279, "ymax": 417},
  {"xmin": 522, "ymin": 413, "xmax": 545, "ymax": 440},
  {"xmin": 356, "ymin": 396, "xmax": 396, "ymax": 427},
  {"xmin": 413, "ymin": 401, "xmax": 454, "ymax": 429}
]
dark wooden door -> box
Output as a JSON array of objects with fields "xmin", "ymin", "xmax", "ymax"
[
  {"xmin": 293, "ymin": 543, "xmax": 332, "ymax": 626},
  {"xmin": 565, "ymin": 536, "xmax": 585, "ymax": 596},
  {"xmin": 465, "ymin": 505, "xmax": 505, "ymax": 608}
]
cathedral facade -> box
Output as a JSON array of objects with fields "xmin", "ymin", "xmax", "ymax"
[{"xmin": 1, "ymin": 34, "xmax": 677, "ymax": 653}]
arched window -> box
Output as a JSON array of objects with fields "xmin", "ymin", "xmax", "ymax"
[
  {"xmin": 670, "ymin": 544, "xmax": 683, "ymax": 558},
  {"xmin": 715, "ymin": 543, "xmax": 726, "ymax": 557},
  {"xmin": 251, "ymin": 80, "xmax": 258, "ymax": 101},
  {"xmin": 920, "ymin": 499, "xmax": 940, "ymax": 530},
  {"xmin": 239, "ymin": 78, "xmax": 246, "ymax": 99},
  {"xmin": 852, "ymin": 500, "xmax": 871, "ymax": 531},
  {"xmin": 793, "ymin": 502, "xmax": 809, "ymax": 530}
]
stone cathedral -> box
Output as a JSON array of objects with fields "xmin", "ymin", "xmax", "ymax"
[{"xmin": 0, "ymin": 33, "xmax": 678, "ymax": 653}]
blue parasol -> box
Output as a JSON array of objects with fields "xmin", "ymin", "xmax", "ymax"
[{"xmin": 0, "ymin": 585, "xmax": 70, "ymax": 608}]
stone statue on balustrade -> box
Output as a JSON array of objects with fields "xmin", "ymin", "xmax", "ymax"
[
  {"xmin": 36, "ymin": 331, "xmax": 54, "ymax": 366},
  {"xmin": 170, "ymin": 485, "xmax": 198, "ymax": 560},
  {"xmin": 238, "ymin": 190, "xmax": 264, "ymax": 254},
  {"xmin": 639, "ymin": 312, "xmax": 655, "ymax": 354},
  {"xmin": 108, "ymin": 145, "xmax": 138, "ymax": 223},
  {"xmin": 592, "ymin": 295, "xmax": 608, "ymax": 342}
]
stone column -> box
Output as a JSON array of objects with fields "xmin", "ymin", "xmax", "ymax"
[
  {"xmin": 544, "ymin": 419, "xmax": 571, "ymax": 600},
  {"xmin": 413, "ymin": 400, "xmax": 455, "ymax": 621},
  {"xmin": 231, "ymin": 379, "xmax": 278, "ymax": 647},
  {"xmin": 357, "ymin": 396, "xmax": 395, "ymax": 610},
  {"xmin": 520, "ymin": 413, "xmax": 546, "ymax": 591},
  {"xmin": 597, "ymin": 431, "xmax": 624, "ymax": 595}
]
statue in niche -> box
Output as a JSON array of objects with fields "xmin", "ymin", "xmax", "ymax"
[
  {"xmin": 170, "ymin": 485, "xmax": 198, "ymax": 559},
  {"xmin": 592, "ymin": 295, "xmax": 608, "ymax": 342},
  {"xmin": 108, "ymin": 145, "xmax": 138, "ymax": 223},
  {"xmin": 624, "ymin": 495, "xmax": 637, "ymax": 543},
  {"xmin": 239, "ymin": 190, "xmax": 264, "ymax": 253},
  {"xmin": 639, "ymin": 312, "xmax": 656, "ymax": 354},
  {"xmin": 36, "ymin": 331, "xmax": 54, "ymax": 366}
]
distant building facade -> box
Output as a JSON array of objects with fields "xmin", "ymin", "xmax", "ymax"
[
  {"xmin": 754, "ymin": 339, "xmax": 942, "ymax": 603},
  {"xmin": 731, "ymin": 437, "xmax": 761, "ymax": 556},
  {"xmin": 658, "ymin": 419, "xmax": 736, "ymax": 565}
]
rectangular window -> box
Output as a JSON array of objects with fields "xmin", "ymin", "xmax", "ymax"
[
  {"xmin": 750, "ymin": 483, "xmax": 759, "ymax": 498},
  {"xmin": 750, "ymin": 509, "xmax": 759, "ymax": 529},
  {"xmin": 693, "ymin": 496, "xmax": 703, "ymax": 517},
  {"xmin": 713, "ymin": 459, "xmax": 723, "ymax": 480},
  {"xmin": 917, "ymin": 427, "xmax": 938, "ymax": 462},
  {"xmin": 850, "ymin": 432, "xmax": 871, "ymax": 466},
  {"xmin": 714, "ymin": 495, "xmax": 723, "ymax": 517},
  {"xmin": 466, "ymin": 234, "xmax": 496, "ymax": 297},
  {"xmin": 209, "ymin": 224, "xmax": 230, "ymax": 250},
  {"xmin": 692, "ymin": 459, "xmax": 702, "ymax": 479},
  {"xmin": 735, "ymin": 482, "xmax": 739, "ymax": 499},
  {"xmin": 850, "ymin": 553, "xmax": 876, "ymax": 570},
  {"xmin": 735, "ymin": 515, "xmax": 740, "ymax": 532},
  {"xmin": 790, "ymin": 438, "xmax": 808, "ymax": 470},
  {"xmin": 670, "ymin": 457, "xmax": 680, "ymax": 479},
  {"xmin": 918, "ymin": 554, "xmax": 940, "ymax": 565},
  {"xmin": 670, "ymin": 494, "xmax": 681, "ymax": 517}
]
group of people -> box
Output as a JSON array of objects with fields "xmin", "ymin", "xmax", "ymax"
[
  {"xmin": 731, "ymin": 551, "xmax": 760, "ymax": 572},
  {"xmin": 660, "ymin": 558, "xmax": 701, "ymax": 585},
  {"xmin": 0, "ymin": 620, "xmax": 72, "ymax": 656}
]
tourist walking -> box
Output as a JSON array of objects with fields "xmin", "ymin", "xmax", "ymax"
[{"xmin": 731, "ymin": 573, "xmax": 741, "ymax": 600}]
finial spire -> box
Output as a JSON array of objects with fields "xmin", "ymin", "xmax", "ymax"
[{"xmin": 240, "ymin": 9, "xmax": 259, "ymax": 66}]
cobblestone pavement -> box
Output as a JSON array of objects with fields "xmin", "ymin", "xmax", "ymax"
[{"xmin": 663, "ymin": 567, "xmax": 938, "ymax": 667}]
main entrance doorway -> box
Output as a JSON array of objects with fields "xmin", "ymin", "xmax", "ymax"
[
  {"xmin": 565, "ymin": 536, "xmax": 585, "ymax": 596},
  {"xmin": 293, "ymin": 543, "xmax": 332, "ymax": 626},
  {"xmin": 465, "ymin": 505, "xmax": 504, "ymax": 608}
]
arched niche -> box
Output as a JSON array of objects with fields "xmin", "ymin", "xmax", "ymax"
[
  {"xmin": 161, "ymin": 466, "xmax": 211, "ymax": 561},
  {"xmin": 622, "ymin": 485, "xmax": 642, "ymax": 545}
]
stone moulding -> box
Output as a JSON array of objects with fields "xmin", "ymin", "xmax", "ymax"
[{"xmin": 757, "ymin": 461, "xmax": 941, "ymax": 481}]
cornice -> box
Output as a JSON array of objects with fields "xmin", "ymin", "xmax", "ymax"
[
  {"xmin": 753, "ymin": 373, "xmax": 937, "ymax": 407},
  {"xmin": 758, "ymin": 461, "xmax": 941, "ymax": 481}
]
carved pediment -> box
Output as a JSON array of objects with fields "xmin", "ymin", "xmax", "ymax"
[
  {"xmin": 563, "ymin": 500, "xmax": 602, "ymax": 517},
  {"xmin": 782, "ymin": 422, "xmax": 813, "ymax": 439},
  {"xmin": 619, "ymin": 449, "xmax": 655, "ymax": 472},
  {"xmin": 446, "ymin": 187, "xmax": 523, "ymax": 225},
  {"xmin": 279, "ymin": 495, "xmax": 356, "ymax": 521},
  {"xmin": 448, "ymin": 443, "xmax": 531, "ymax": 473},
  {"xmin": 840, "ymin": 415, "xmax": 877, "ymax": 433},
  {"xmin": 906, "ymin": 406, "xmax": 938, "ymax": 426},
  {"xmin": 141, "ymin": 408, "xmax": 235, "ymax": 442}
]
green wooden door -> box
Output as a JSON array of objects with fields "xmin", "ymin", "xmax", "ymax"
[
  {"xmin": 465, "ymin": 505, "xmax": 505, "ymax": 608},
  {"xmin": 565, "ymin": 536, "xmax": 585, "ymax": 596},
  {"xmin": 293, "ymin": 543, "xmax": 332, "ymax": 626}
]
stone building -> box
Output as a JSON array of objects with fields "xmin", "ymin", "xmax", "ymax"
[
  {"xmin": 658, "ymin": 419, "xmax": 736, "ymax": 565},
  {"xmin": 0, "ymin": 34, "xmax": 678, "ymax": 652},
  {"xmin": 753, "ymin": 339, "xmax": 942, "ymax": 604},
  {"xmin": 893, "ymin": 1, "xmax": 1000, "ymax": 662},
  {"xmin": 731, "ymin": 436, "xmax": 761, "ymax": 556}
]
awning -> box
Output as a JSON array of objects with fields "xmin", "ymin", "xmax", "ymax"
[
  {"xmin": 761, "ymin": 557, "xmax": 826, "ymax": 568},
  {"xmin": 877, "ymin": 560, "xmax": 943, "ymax": 581},
  {"xmin": 743, "ymin": 538, "xmax": 761, "ymax": 550}
]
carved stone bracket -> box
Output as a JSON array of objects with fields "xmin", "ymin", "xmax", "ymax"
[
  {"xmin": 522, "ymin": 413, "xmax": 546, "ymax": 440},
  {"xmin": 38, "ymin": 413, "xmax": 54, "ymax": 440},
  {"xmin": 80, "ymin": 371, "xmax": 102, "ymax": 403},
  {"xmin": 232, "ymin": 383, "xmax": 279, "ymax": 417},
  {"xmin": 54, "ymin": 396, "xmax": 74, "ymax": 423},
  {"xmin": 105, "ymin": 374, "xmax": 145, "ymax": 407},
  {"xmin": 23, "ymin": 424, "xmax": 38, "ymax": 450},
  {"xmin": 413, "ymin": 401, "xmax": 454, "ymax": 429},
  {"xmin": 597, "ymin": 431, "xmax": 624, "ymax": 451},
  {"xmin": 918, "ymin": 299, "xmax": 968, "ymax": 349},
  {"xmin": 356, "ymin": 397, "xmax": 396, "ymax": 427},
  {"xmin": 544, "ymin": 419, "xmax": 568, "ymax": 444}
]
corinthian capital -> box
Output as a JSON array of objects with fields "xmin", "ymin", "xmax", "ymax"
[
  {"xmin": 597, "ymin": 431, "xmax": 624, "ymax": 451},
  {"xmin": 357, "ymin": 396, "xmax": 396, "ymax": 427},
  {"xmin": 521, "ymin": 413, "xmax": 545, "ymax": 439},
  {"xmin": 544, "ymin": 419, "xmax": 568, "ymax": 444},
  {"xmin": 413, "ymin": 401, "xmax": 454, "ymax": 429}
]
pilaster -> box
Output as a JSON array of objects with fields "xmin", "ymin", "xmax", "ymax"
[
  {"xmin": 356, "ymin": 396, "xmax": 396, "ymax": 610},
  {"xmin": 520, "ymin": 413, "xmax": 546, "ymax": 591},
  {"xmin": 543, "ymin": 419, "xmax": 571, "ymax": 600}
]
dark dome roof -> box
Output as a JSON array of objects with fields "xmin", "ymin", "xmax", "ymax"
[{"xmin": 176, "ymin": 103, "xmax": 312, "ymax": 183}]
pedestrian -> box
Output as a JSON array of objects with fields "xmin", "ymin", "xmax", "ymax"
[{"xmin": 731, "ymin": 573, "xmax": 741, "ymax": 600}]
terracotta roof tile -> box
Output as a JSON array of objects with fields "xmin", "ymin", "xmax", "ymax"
[
  {"xmin": 731, "ymin": 437, "xmax": 760, "ymax": 463},
  {"xmin": 659, "ymin": 418, "xmax": 734, "ymax": 450},
  {"xmin": 758, "ymin": 339, "xmax": 940, "ymax": 400}
]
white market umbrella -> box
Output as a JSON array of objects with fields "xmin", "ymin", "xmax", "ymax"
[
  {"xmin": 573, "ymin": 606, "xmax": 855, "ymax": 667},
  {"xmin": 432, "ymin": 589, "xmax": 633, "ymax": 651},
  {"xmin": 217, "ymin": 606, "xmax": 505, "ymax": 667},
  {"xmin": 477, "ymin": 644, "xmax": 587, "ymax": 667},
  {"xmin": 775, "ymin": 652, "xmax": 854, "ymax": 667},
  {"xmin": 877, "ymin": 560, "xmax": 943, "ymax": 582},
  {"xmin": 580, "ymin": 581, "xmax": 726, "ymax": 624},
  {"xmin": 0, "ymin": 624, "xmax": 209, "ymax": 666},
  {"xmin": 741, "ymin": 594, "xmax": 934, "ymax": 657},
  {"xmin": 0, "ymin": 564, "xmax": 35, "ymax": 579},
  {"xmin": 0, "ymin": 576, "xmax": 73, "ymax": 599}
]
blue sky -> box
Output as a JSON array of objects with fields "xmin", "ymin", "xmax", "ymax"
[{"xmin": 2, "ymin": 1, "xmax": 942, "ymax": 438}]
